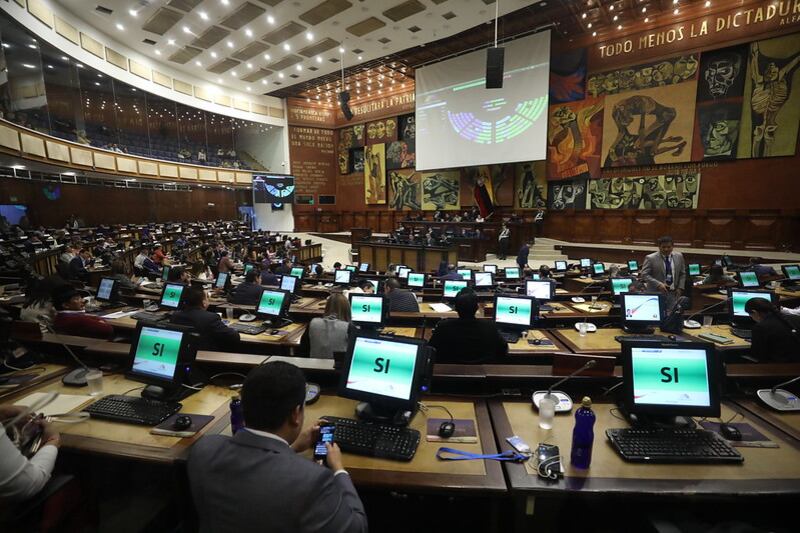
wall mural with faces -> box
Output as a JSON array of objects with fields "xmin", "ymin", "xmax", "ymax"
[
  {"xmin": 587, "ymin": 173, "xmax": 700, "ymax": 209},
  {"xmin": 547, "ymin": 179, "xmax": 587, "ymax": 210},
  {"xmin": 587, "ymin": 55, "xmax": 699, "ymax": 98}
]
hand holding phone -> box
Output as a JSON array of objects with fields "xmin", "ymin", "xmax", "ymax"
[{"xmin": 313, "ymin": 424, "xmax": 335, "ymax": 465}]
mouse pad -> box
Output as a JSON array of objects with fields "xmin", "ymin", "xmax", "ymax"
[
  {"xmin": 699, "ymin": 421, "xmax": 778, "ymax": 448},
  {"xmin": 426, "ymin": 418, "xmax": 477, "ymax": 443},
  {"xmin": 151, "ymin": 414, "xmax": 215, "ymax": 437}
]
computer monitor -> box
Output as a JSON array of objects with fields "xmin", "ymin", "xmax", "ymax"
[
  {"xmin": 782, "ymin": 264, "xmax": 800, "ymax": 282},
  {"xmin": 161, "ymin": 265, "xmax": 171, "ymax": 282},
  {"xmin": 159, "ymin": 283, "xmax": 186, "ymax": 310},
  {"xmin": 397, "ymin": 267, "xmax": 411, "ymax": 279},
  {"xmin": 554, "ymin": 260, "xmax": 567, "ymax": 272},
  {"xmin": 525, "ymin": 280, "xmax": 553, "ymax": 301},
  {"xmin": 334, "ymin": 269, "xmax": 352, "ymax": 286},
  {"xmin": 96, "ymin": 277, "xmax": 118, "ymax": 303},
  {"xmin": 214, "ymin": 271, "xmax": 230, "ymax": 290},
  {"xmin": 494, "ymin": 295, "xmax": 537, "ymax": 330},
  {"xmin": 457, "ymin": 269, "xmax": 473, "ymax": 281},
  {"xmin": 474, "ymin": 272, "xmax": 494, "ymax": 288},
  {"xmin": 580, "ymin": 258, "xmax": 592, "ymax": 268},
  {"xmin": 367, "ymin": 279, "xmax": 381, "ymax": 294},
  {"xmin": 442, "ymin": 280, "xmax": 469, "ymax": 300},
  {"xmin": 290, "ymin": 267, "xmax": 305, "ymax": 279},
  {"xmin": 628, "ymin": 260, "xmax": 639, "ymax": 273},
  {"xmin": 407, "ymin": 272, "xmax": 426, "ymax": 289},
  {"xmin": 504, "ymin": 267, "xmax": 520, "ymax": 280},
  {"xmin": 728, "ymin": 289, "xmax": 779, "ymax": 328},
  {"xmin": 349, "ymin": 294, "xmax": 387, "ymax": 327},
  {"xmin": 359, "ymin": 263, "xmax": 370, "ymax": 272},
  {"xmin": 592, "ymin": 263, "xmax": 606, "ymax": 276},
  {"xmin": 345, "ymin": 265, "xmax": 358, "ymax": 273},
  {"xmin": 531, "ymin": 273, "xmax": 541, "ymax": 280},
  {"xmin": 338, "ymin": 334, "xmax": 428, "ymax": 423},
  {"xmin": 243, "ymin": 264, "xmax": 255, "ymax": 276},
  {"xmin": 736, "ymin": 271, "xmax": 760, "ymax": 289},
  {"xmin": 621, "ymin": 340, "xmax": 720, "ymax": 420},
  {"xmin": 280, "ymin": 274, "xmax": 298, "ymax": 294},
  {"xmin": 256, "ymin": 288, "xmax": 291, "ymax": 323},
  {"xmin": 127, "ymin": 322, "xmax": 199, "ymax": 400},
  {"xmin": 620, "ymin": 293, "xmax": 663, "ymax": 334},
  {"xmin": 610, "ymin": 277, "xmax": 634, "ymax": 296},
  {"xmin": 483, "ymin": 264, "xmax": 497, "ymax": 274},
  {"xmin": 394, "ymin": 264, "xmax": 407, "ymax": 274},
  {"xmin": 688, "ymin": 263, "xmax": 701, "ymax": 276}
]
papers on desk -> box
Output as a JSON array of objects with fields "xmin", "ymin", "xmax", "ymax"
[
  {"xmin": 15, "ymin": 392, "xmax": 94, "ymax": 416},
  {"xmin": 429, "ymin": 303, "xmax": 452, "ymax": 313},
  {"xmin": 102, "ymin": 310, "xmax": 139, "ymax": 319}
]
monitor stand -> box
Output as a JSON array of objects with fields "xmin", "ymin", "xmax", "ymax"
[
  {"xmin": 617, "ymin": 404, "xmax": 696, "ymax": 429},
  {"xmin": 355, "ymin": 402, "xmax": 416, "ymax": 427},
  {"xmin": 622, "ymin": 324, "xmax": 655, "ymax": 334},
  {"xmin": 266, "ymin": 316, "xmax": 292, "ymax": 328},
  {"xmin": 141, "ymin": 383, "xmax": 199, "ymax": 402}
]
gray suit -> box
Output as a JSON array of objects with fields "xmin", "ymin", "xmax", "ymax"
[
  {"xmin": 640, "ymin": 251, "xmax": 687, "ymax": 300},
  {"xmin": 188, "ymin": 430, "xmax": 368, "ymax": 533}
]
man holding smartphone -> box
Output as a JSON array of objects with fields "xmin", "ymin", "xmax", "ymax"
[{"xmin": 187, "ymin": 362, "xmax": 367, "ymax": 533}]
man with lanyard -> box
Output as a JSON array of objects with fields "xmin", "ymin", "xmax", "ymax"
[{"xmin": 641, "ymin": 235, "xmax": 686, "ymax": 310}]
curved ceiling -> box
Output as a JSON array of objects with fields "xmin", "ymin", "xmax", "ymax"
[{"xmin": 57, "ymin": 0, "xmax": 539, "ymax": 96}]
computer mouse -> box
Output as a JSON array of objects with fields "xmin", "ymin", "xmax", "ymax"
[
  {"xmin": 438, "ymin": 421, "xmax": 456, "ymax": 439},
  {"xmin": 571, "ymin": 297, "xmax": 586, "ymax": 303},
  {"xmin": 145, "ymin": 304, "xmax": 160, "ymax": 312},
  {"xmin": 239, "ymin": 313, "xmax": 257, "ymax": 322},
  {"xmin": 683, "ymin": 319, "xmax": 702, "ymax": 329},
  {"xmin": 531, "ymin": 338, "xmax": 542, "ymax": 345},
  {"xmin": 305, "ymin": 383, "xmax": 321, "ymax": 405},
  {"xmin": 270, "ymin": 329, "xmax": 281, "ymax": 335},
  {"xmin": 173, "ymin": 415, "xmax": 192, "ymax": 431},
  {"xmin": 62, "ymin": 367, "xmax": 89, "ymax": 387},
  {"xmin": 720, "ymin": 423, "xmax": 742, "ymax": 441},
  {"xmin": 668, "ymin": 334, "xmax": 677, "ymax": 341}
]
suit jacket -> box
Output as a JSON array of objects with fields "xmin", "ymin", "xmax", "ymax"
[
  {"xmin": 188, "ymin": 430, "xmax": 368, "ymax": 533},
  {"xmin": 428, "ymin": 318, "xmax": 508, "ymax": 363},
  {"xmin": 750, "ymin": 314, "xmax": 800, "ymax": 363},
  {"xmin": 227, "ymin": 282, "xmax": 263, "ymax": 306},
  {"xmin": 68, "ymin": 256, "xmax": 89, "ymax": 281},
  {"xmin": 387, "ymin": 289, "xmax": 420, "ymax": 313},
  {"xmin": 640, "ymin": 251, "xmax": 687, "ymax": 293},
  {"xmin": 170, "ymin": 308, "xmax": 240, "ymax": 350}
]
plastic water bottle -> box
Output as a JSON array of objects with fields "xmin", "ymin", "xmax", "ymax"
[
  {"xmin": 570, "ymin": 396, "xmax": 595, "ymax": 469},
  {"xmin": 230, "ymin": 394, "xmax": 244, "ymax": 435}
]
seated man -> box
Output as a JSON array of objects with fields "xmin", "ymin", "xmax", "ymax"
[
  {"xmin": 68, "ymin": 249, "xmax": 92, "ymax": 283},
  {"xmin": 260, "ymin": 267, "xmax": 281, "ymax": 286},
  {"xmin": 170, "ymin": 286, "xmax": 239, "ymax": 350},
  {"xmin": 217, "ymin": 251, "xmax": 235, "ymax": 274},
  {"xmin": 52, "ymin": 287, "xmax": 114, "ymax": 339},
  {"xmin": 748, "ymin": 257, "xmax": 777, "ymax": 278},
  {"xmin": 187, "ymin": 362, "xmax": 367, "ymax": 533},
  {"xmin": 384, "ymin": 278, "xmax": 419, "ymax": 313},
  {"xmin": 439, "ymin": 264, "xmax": 462, "ymax": 281},
  {"xmin": 427, "ymin": 288, "xmax": 508, "ymax": 363},
  {"xmin": 275, "ymin": 258, "xmax": 293, "ymax": 276},
  {"xmin": 228, "ymin": 270, "xmax": 262, "ymax": 306},
  {"xmin": 167, "ymin": 266, "xmax": 192, "ymax": 284}
]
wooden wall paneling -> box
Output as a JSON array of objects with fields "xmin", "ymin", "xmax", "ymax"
[
  {"xmin": 44, "ymin": 140, "xmax": 69, "ymax": 162},
  {"xmin": 699, "ymin": 210, "xmax": 736, "ymax": 249},
  {"xmin": 597, "ymin": 211, "xmax": 628, "ymax": 244},
  {"xmin": 571, "ymin": 212, "xmax": 595, "ymax": 243},
  {"xmin": 378, "ymin": 211, "xmax": 394, "ymax": 233},
  {"xmin": 666, "ymin": 211, "xmax": 695, "ymax": 247},
  {"xmin": 179, "ymin": 166, "xmax": 198, "ymax": 180},
  {"xmin": 158, "ymin": 164, "xmax": 179, "ymax": 179},
  {"xmin": 365, "ymin": 212, "xmax": 379, "ymax": 233},
  {"xmin": 94, "ymin": 152, "xmax": 116, "ymax": 171},
  {"xmin": 293, "ymin": 213, "xmax": 315, "ymax": 232},
  {"xmin": 405, "ymin": 249, "xmax": 419, "ymax": 271},
  {"xmin": 116, "ymin": 157, "xmax": 138, "ymax": 174},
  {"xmin": 340, "ymin": 212, "xmax": 355, "ymax": 230},
  {"xmin": 20, "ymin": 133, "xmax": 45, "ymax": 157},
  {"xmin": 630, "ymin": 211, "xmax": 662, "ymax": 245},
  {"xmin": 352, "ymin": 212, "xmax": 366, "ymax": 228},
  {"xmin": 741, "ymin": 210, "xmax": 782, "ymax": 251},
  {"xmin": 69, "ymin": 146, "xmax": 93, "ymax": 167},
  {"xmin": 388, "ymin": 247, "xmax": 403, "ymax": 268}
]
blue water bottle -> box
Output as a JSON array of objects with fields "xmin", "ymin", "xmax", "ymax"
[
  {"xmin": 570, "ymin": 396, "xmax": 595, "ymax": 469},
  {"xmin": 230, "ymin": 394, "xmax": 244, "ymax": 435}
]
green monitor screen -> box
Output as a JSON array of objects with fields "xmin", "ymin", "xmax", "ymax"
[
  {"xmin": 688, "ymin": 264, "xmax": 701, "ymax": 276},
  {"xmin": 611, "ymin": 278, "xmax": 634, "ymax": 296},
  {"xmin": 457, "ymin": 269, "xmax": 472, "ymax": 280},
  {"xmin": 132, "ymin": 326, "xmax": 182, "ymax": 381},
  {"xmin": 344, "ymin": 336, "xmax": 418, "ymax": 401},
  {"xmin": 350, "ymin": 295, "xmax": 384, "ymax": 325},
  {"xmin": 504, "ymin": 267, "xmax": 520, "ymax": 279},
  {"xmin": 739, "ymin": 271, "xmax": 760, "ymax": 288},
  {"xmin": 630, "ymin": 346, "xmax": 711, "ymax": 408},
  {"xmin": 731, "ymin": 290, "xmax": 773, "ymax": 317},
  {"xmin": 345, "ymin": 265, "xmax": 358, "ymax": 273},
  {"xmin": 784, "ymin": 265, "xmax": 800, "ymax": 280},
  {"xmin": 244, "ymin": 264, "xmax": 254, "ymax": 275},
  {"xmin": 161, "ymin": 265, "xmax": 171, "ymax": 281},
  {"xmin": 580, "ymin": 258, "xmax": 592, "ymax": 268},
  {"xmin": 593, "ymin": 263, "xmax": 605, "ymax": 275},
  {"xmin": 443, "ymin": 280, "xmax": 468, "ymax": 299},
  {"xmin": 407, "ymin": 273, "xmax": 425, "ymax": 288},
  {"xmin": 215, "ymin": 272, "xmax": 229, "ymax": 289},
  {"xmin": 495, "ymin": 296, "xmax": 533, "ymax": 327},
  {"xmin": 628, "ymin": 260, "xmax": 639, "ymax": 272},
  {"xmin": 257, "ymin": 290, "xmax": 286, "ymax": 317},
  {"xmin": 280, "ymin": 274, "xmax": 297, "ymax": 293},
  {"xmin": 532, "ymin": 273, "xmax": 541, "ymax": 280},
  {"xmin": 290, "ymin": 267, "xmax": 304, "ymax": 278},
  {"xmin": 160, "ymin": 283, "xmax": 185, "ymax": 309}
]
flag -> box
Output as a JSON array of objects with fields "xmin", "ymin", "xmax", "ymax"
[{"xmin": 473, "ymin": 172, "xmax": 495, "ymax": 217}]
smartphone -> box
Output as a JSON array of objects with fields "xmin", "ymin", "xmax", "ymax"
[
  {"xmin": 506, "ymin": 435, "xmax": 531, "ymax": 454},
  {"xmin": 314, "ymin": 424, "xmax": 336, "ymax": 464}
]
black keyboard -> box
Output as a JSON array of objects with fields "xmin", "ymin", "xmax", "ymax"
[
  {"xmin": 131, "ymin": 311, "xmax": 167, "ymax": 322},
  {"xmin": 229, "ymin": 323, "xmax": 267, "ymax": 335},
  {"xmin": 615, "ymin": 334, "xmax": 672, "ymax": 343},
  {"xmin": 84, "ymin": 394, "xmax": 182, "ymax": 426},
  {"xmin": 322, "ymin": 416, "xmax": 420, "ymax": 461},
  {"xmin": 500, "ymin": 331, "xmax": 521, "ymax": 344},
  {"xmin": 606, "ymin": 427, "xmax": 743, "ymax": 463},
  {"xmin": 781, "ymin": 285, "xmax": 800, "ymax": 292},
  {"xmin": 731, "ymin": 327, "xmax": 753, "ymax": 340}
]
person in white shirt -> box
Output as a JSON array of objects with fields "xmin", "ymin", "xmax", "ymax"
[
  {"xmin": 0, "ymin": 404, "xmax": 61, "ymax": 502},
  {"xmin": 133, "ymin": 248, "xmax": 149, "ymax": 270}
]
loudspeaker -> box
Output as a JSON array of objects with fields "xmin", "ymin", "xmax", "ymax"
[
  {"xmin": 486, "ymin": 47, "xmax": 505, "ymax": 89},
  {"xmin": 338, "ymin": 91, "xmax": 353, "ymax": 120}
]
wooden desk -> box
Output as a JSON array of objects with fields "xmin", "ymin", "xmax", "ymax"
[
  {"xmin": 551, "ymin": 327, "xmax": 682, "ymax": 355},
  {"xmin": 358, "ymin": 241, "xmax": 458, "ymax": 273},
  {"xmin": 733, "ymin": 397, "xmax": 800, "ymax": 444},
  {"xmin": 683, "ymin": 324, "xmax": 751, "ymax": 351},
  {"xmin": 0, "ymin": 364, "xmax": 68, "ymax": 402},
  {"xmin": 507, "ymin": 330, "xmax": 569, "ymax": 357}
]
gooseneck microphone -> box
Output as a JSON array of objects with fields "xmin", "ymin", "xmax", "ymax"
[
  {"xmin": 532, "ymin": 359, "xmax": 597, "ymax": 413},
  {"xmin": 757, "ymin": 375, "xmax": 800, "ymax": 411}
]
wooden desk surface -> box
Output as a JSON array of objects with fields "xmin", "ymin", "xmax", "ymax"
[
  {"xmin": 507, "ymin": 330, "xmax": 569, "ymax": 356},
  {"xmin": 551, "ymin": 327, "xmax": 683, "ymax": 355},
  {"xmin": 0, "ymin": 364, "xmax": 68, "ymax": 401},
  {"xmin": 683, "ymin": 324, "xmax": 751, "ymax": 350},
  {"xmin": 490, "ymin": 400, "xmax": 800, "ymax": 496},
  {"xmin": 4, "ymin": 371, "xmax": 235, "ymax": 463},
  {"xmin": 733, "ymin": 397, "xmax": 800, "ymax": 444}
]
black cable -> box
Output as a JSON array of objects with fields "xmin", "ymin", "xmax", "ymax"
[{"xmin": 420, "ymin": 403, "xmax": 454, "ymax": 423}]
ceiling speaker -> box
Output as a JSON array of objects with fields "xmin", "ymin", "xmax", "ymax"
[
  {"xmin": 338, "ymin": 91, "xmax": 353, "ymax": 120},
  {"xmin": 486, "ymin": 47, "xmax": 505, "ymax": 89}
]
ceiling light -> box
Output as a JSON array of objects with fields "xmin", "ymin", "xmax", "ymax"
[
  {"xmin": 306, "ymin": 32, "xmax": 314, "ymax": 41},
  {"xmin": 199, "ymin": 11, "xmax": 208, "ymax": 20},
  {"xmin": 592, "ymin": 31, "xmax": 597, "ymax": 36},
  {"xmin": 267, "ymin": 15, "xmax": 275, "ymax": 25},
  {"xmin": 582, "ymin": 13, "xmax": 587, "ymax": 19},
  {"xmin": 705, "ymin": 0, "xmax": 711, "ymax": 6},
  {"xmin": 183, "ymin": 26, "xmax": 191, "ymax": 33},
  {"xmin": 221, "ymin": 0, "xmax": 229, "ymax": 5},
  {"xmin": 27, "ymin": 43, "xmax": 37, "ymax": 49},
  {"xmin": 316, "ymin": 56, "xmax": 322, "ymax": 63},
  {"xmin": 262, "ymin": 80, "xmax": 267, "ymax": 85},
  {"xmin": 613, "ymin": 15, "xmax": 618, "ymax": 21},
  {"xmin": 264, "ymin": 53, "xmax": 271, "ymax": 60},
  {"xmin": 296, "ymin": 64, "xmax": 302, "ymax": 71},
  {"xmin": 22, "ymin": 63, "xmax": 35, "ymax": 69},
  {"xmin": 231, "ymin": 71, "xmax": 237, "ymax": 76},
  {"xmin": 129, "ymin": 9, "xmax": 138, "ymax": 17},
  {"xmin": 609, "ymin": 5, "xmax": 614, "ymax": 10},
  {"xmin": 95, "ymin": 82, "xmax": 100, "ymax": 86},
  {"xmin": 116, "ymin": 23, "xmax": 124, "ymax": 31},
  {"xmin": 211, "ymin": 51, "xmax": 218, "ymax": 58},
  {"xmin": 306, "ymin": 98, "xmax": 310, "ymax": 102},
  {"xmin": 168, "ymin": 39, "xmax": 175, "ymax": 45},
  {"xmin": 674, "ymin": 8, "xmax": 679, "ymax": 14},
  {"xmin": 246, "ymin": 87, "xmax": 251, "ymax": 91},
  {"xmin": 338, "ymin": 46, "xmax": 345, "ymax": 53},
  {"xmin": 617, "ymin": 24, "xmax": 622, "ymax": 29},
  {"xmin": 247, "ymin": 63, "xmax": 253, "ymax": 69},
  {"xmin": 217, "ymin": 77, "xmax": 223, "ymax": 83},
  {"xmin": 673, "ymin": 0, "xmax": 679, "ymax": 3},
  {"xmin": 645, "ymin": 17, "xmax": 649, "ymax": 22},
  {"xmin": 195, "ymin": 61, "xmax": 202, "ymax": 67},
  {"xmin": 245, "ymin": 28, "xmax": 253, "ymax": 37},
  {"xmin": 642, "ymin": 7, "xmax": 647, "ymax": 12},
  {"xmin": 155, "ymin": 50, "xmax": 161, "ymax": 55},
  {"xmin": 278, "ymin": 72, "xmax": 284, "ymax": 78},
  {"xmin": 227, "ymin": 41, "xmax": 234, "ymax": 48},
  {"xmin": 358, "ymin": 55, "xmax": 363, "ymax": 60},
  {"xmin": 283, "ymin": 43, "xmax": 290, "ymax": 51},
  {"xmin": 587, "ymin": 22, "xmax": 592, "ymax": 28}
]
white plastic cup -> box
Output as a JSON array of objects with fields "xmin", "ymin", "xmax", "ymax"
[
  {"xmin": 142, "ymin": 299, "xmax": 151, "ymax": 309},
  {"xmin": 86, "ymin": 369, "xmax": 103, "ymax": 396},
  {"xmin": 226, "ymin": 307, "xmax": 235, "ymax": 320},
  {"xmin": 703, "ymin": 315, "xmax": 713, "ymax": 327},
  {"xmin": 539, "ymin": 396, "xmax": 556, "ymax": 429},
  {"xmin": 578, "ymin": 322, "xmax": 588, "ymax": 337}
]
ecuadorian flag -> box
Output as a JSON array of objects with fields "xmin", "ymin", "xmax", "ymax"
[{"xmin": 473, "ymin": 171, "xmax": 495, "ymax": 218}]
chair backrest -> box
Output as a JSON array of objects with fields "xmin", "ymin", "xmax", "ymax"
[{"xmin": 552, "ymin": 352, "xmax": 615, "ymax": 377}]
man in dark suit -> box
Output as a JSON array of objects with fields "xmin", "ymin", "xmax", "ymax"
[
  {"xmin": 640, "ymin": 235, "xmax": 686, "ymax": 309},
  {"xmin": 228, "ymin": 270, "xmax": 262, "ymax": 306},
  {"xmin": 428, "ymin": 288, "xmax": 508, "ymax": 363},
  {"xmin": 516, "ymin": 241, "xmax": 532, "ymax": 272},
  {"xmin": 439, "ymin": 264, "xmax": 463, "ymax": 281},
  {"xmin": 187, "ymin": 361, "xmax": 367, "ymax": 533},
  {"xmin": 68, "ymin": 249, "xmax": 92, "ymax": 282},
  {"xmin": 170, "ymin": 286, "xmax": 239, "ymax": 350},
  {"xmin": 384, "ymin": 278, "xmax": 420, "ymax": 312},
  {"xmin": 275, "ymin": 258, "xmax": 293, "ymax": 276}
]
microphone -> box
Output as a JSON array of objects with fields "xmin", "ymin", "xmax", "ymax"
[
  {"xmin": 661, "ymin": 296, "xmax": 690, "ymax": 334},
  {"xmin": 682, "ymin": 295, "xmax": 732, "ymax": 328},
  {"xmin": 571, "ymin": 279, "xmax": 603, "ymax": 304},
  {"xmin": 757, "ymin": 375, "xmax": 800, "ymax": 411},
  {"xmin": 532, "ymin": 359, "xmax": 597, "ymax": 413}
]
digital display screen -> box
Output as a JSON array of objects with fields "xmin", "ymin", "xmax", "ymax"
[
  {"xmin": 344, "ymin": 337, "xmax": 418, "ymax": 401},
  {"xmin": 525, "ymin": 281, "xmax": 552, "ymax": 300},
  {"xmin": 314, "ymin": 425, "xmax": 335, "ymax": 457},
  {"xmin": 623, "ymin": 294, "xmax": 662, "ymax": 322},
  {"xmin": 257, "ymin": 290, "xmax": 286, "ymax": 317},
  {"xmin": 244, "ymin": 264, "xmax": 254, "ymax": 275},
  {"xmin": 161, "ymin": 265, "xmax": 171, "ymax": 281},
  {"xmin": 351, "ymin": 295, "xmax": 383, "ymax": 324},
  {"xmin": 483, "ymin": 264, "xmax": 497, "ymax": 274},
  {"xmin": 345, "ymin": 265, "xmax": 358, "ymax": 273},
  {"xmin": 504, "ymin": 267, "xmax": 520, "ymax": 279},
  {"xmin": 554, "ymin": 261, "xmax": 567, "ymax": 271},
  {"xmin": 785, "ymin": 265, "xmax": 800, "ymax": 280},
  {"xmin": 688, "ymin": 264, "xmax": 701, "ymax": 276},
  {"xmin": 367, "ymin": 279, "xmax": 380, "ymax": 293},
  {"xmin": 532, "ymin": 273, "xmax": 541, "ymax": 280},
  {"xmin": 280, "ymin": 275, "xmax": 297, "ymax": 293},
  {"xmin": 290, "ymin": 267, "xmax": 304, "ymax": 278},
  {"xmin": 731, "ymin": 291, "xmax": 772, "ymax": 317},
  {"xmin": 593, "ymin": 263, "xmax": 605, "ymax": 275},
  {"xmin": 359, "ymin": 263, "xmax": 369, "ymax": 272},
  {"xmin": 253, "ymin": 175, "xmax": 296, "ymax": 204},
  {"xmin": 97, "ymin": 278, "xmax": 115, "ymax": 301},
  {"xmin": 580, "ymin": 258, "xmax": 592, "ymax": 268},
  {"xmin": 334, "ymin": 270, "xmax": 352, "ymax": 284},
  {"xmin": 132, "ymin": 326, "xmax": 182, "ymax": 381},
  {"xmin": 443, "ymin": 280, "xmax": 468, "ymax": 298},
  {"xmin": 215, "ymin": 272, "xmax": 229, "ymax": 289},
  {"xmin": 631, "ymin": 347, "xmax": 710, "ymax": 408},
  {"xmin": 495, "ymin": 296, "xmax": 533, "ymax": 327},
  {"xmin": 398, "ymin": 267, "xmax": 411, "ymax": 279},
  {"xmin": 160, "ymin": 284, "xmax": 185, "ymax": 309},
  {"xmin": 474, "ymin": 272, "xmax": 493, "ymax": 287},
  {"xmin": 457, "ymin": 269, "xmax": 472, "ymax": 280},
  {"xmin": 407, "ymin": 273, "xmax": 425, "ymax": 288},
  {"xmin": 611, "ymin": 278, "xmax": 634, "ymax": 296},
  {"xmin": 395, "ymin": 264, "xmax": 407, "ymax": 274},
  {"xmin": 628, "ymin": 260, "xmax": 639, "ymax": 272},
  {"xmin": 739, "ymin": 271, "xmax": 760, "ymax": 288}
]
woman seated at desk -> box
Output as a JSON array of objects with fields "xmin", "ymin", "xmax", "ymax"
[{"xmin": 299, "ymin": 292, "xmax": 354, "ymax": 359}]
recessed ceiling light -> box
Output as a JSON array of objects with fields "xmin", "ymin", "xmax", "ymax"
[
  {"xmin": 129, "ymin": 9, "xmax": 138, "ymax": 17},
  {"xmin": 267, "ymin": 15, "xmax": 275, "ymax": 25},
  {"xmin": 316, "ymin": 56, "xmax": 322, "ymax": 63},
  {"xmin": 247, "ymin": 63, "xmax": 253, "ymax": 69},
  {"xmin": 195, "ymin": 61, "xmax": 202, "ymax": 66},
  {"xmin": 306, "ymin": 98, "xmax": 310, "ymax": 102},
  {"xmin": 245, "ymin": 28, "xmax": 253, "ymax": 37},
  {"xmin": 705, "ymin": 0, "xmax": 711, "ymax": 6},
  {"xmin": 217, "ymin": 78, "xmax": 223, "ymax": 83},
  {"xmin": 199, "ymin": 11, "xmax": 208, "ymax": 20},
  {"xmin": 592, "ymin": 31, "xmax": 597, "ymax": 36},
  {"xmin": 221, "ymin": 0, "xmax": 229, "ymax": 5},
  {"xmin": 609, "ymin": 5, "xmax": 614, "ymax": 11},
  {"xmin": 264, "ymin": 53, "xmax": 271, "ymax": 60},
  {"xmin": 227, "ymin": 41, "xmax": 234, "ymax": 48},
  {"xmin": 155, "ymin": 50, "xmax": 161, "ymax": 55},
  {"xmin": 183, "ymin": 26, "xmax": 191, "ymax": 33},
  {"xmin": 211, "ymin": 51, "xmax": 218, "ymax": 58},
  {"xmin": 278, "ymin": 72, "xmax": 284, "ymax": 78},
  {"xmin": 642, "ymin": 7, "xmax": 647, "ymax": 12},
  {"xmin": 644, "ymin": 17, "xmax": 649, "ymax": 22},
  {"xmin": 22, "ymin": 63, "xmax": 35, "ymax": 69},
  {"xmin": 613, "ymin": 15, "xmax": 618, "ymax": 21},
  {"xmin": 246, "ymin": 87, "xmax": 251, "ymax": 91},
  {"xmin": 296, "ymin": 64, "xmax": 302, "ymax": 71},
  {"xmin": 587, "ymin": 22, "xmax": 592, "ymax": 28},
  {"xmin": 306, "ymin": 32, "xmax": 313, "ymax": 41},
  {"xmin": 168, "ymin": 39, "xmax": 175, "ymax": 45},
  {"xmin": 283, "ymin": 43, "xmax": 290, "ymax": 51},
  {"xmin": 358, "ymin": 55, "xmax": 363, "ymax": 60},
  {"xmin": 116, "ymin": 23, "xmax": 124, "ymax": 31},
  {"xmin": 582, "ymin": 13, "xmax": 587, "ymax": 19},
  {"xmin": 338, "ymin": 46, "xmax": 345, "ymax": 53},
  {"xmin": 27, "ymin": 44, "xmax": 37, "ymax": 49},
  {"xmin": 262, "ymin": 80, "xmax": 267, "ymax": 85},
  {"xmin": 674, "ymin": 8, "xmax": 679, "ymax": 14},
  {"xmin": 231, "ymin": 71, "xmax": 237, "ymax": 76},
  {"xmin": 617, "ymin": 24, "xmax": 622, "ymax": 29},
  {"xmin": 95, "ymin": 81, "xmax": 100, "ymax": 86}
]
